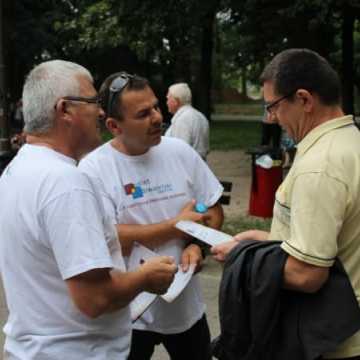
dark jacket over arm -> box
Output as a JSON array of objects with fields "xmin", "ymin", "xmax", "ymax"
[{"xmin": 213, "ymin": 240, "xmax": 360, "ymax": 360}]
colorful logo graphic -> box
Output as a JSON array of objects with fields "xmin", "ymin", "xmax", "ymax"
[{"xmin": 124, "ymin": 183, "xmax": 144, "ymax": 199}]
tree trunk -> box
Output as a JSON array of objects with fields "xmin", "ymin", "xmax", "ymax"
[
  {"xmin": 196, "ymin": 2, "xmax": 218, "ymax": 120},
  {"xmin": 341, "ymin": 3, "xmax": 355, "ymax": 115},
  {"xmin": 241, "ymin": 67, "xmax": 248, "ymax": 99}
]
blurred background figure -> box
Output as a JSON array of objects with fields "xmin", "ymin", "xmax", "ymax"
[
  {"xmin": 165, "ymin": 83, "xmax": 209, "ymax": 161},
  {"xmin": 260, "ymin": 109, "xmax": 281, "ymax": 150},
  {"xmin": 13, "ymin": 99, "xmax": 24, "ymax": 131}
]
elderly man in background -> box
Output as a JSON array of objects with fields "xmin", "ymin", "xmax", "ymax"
[
  {"xmin": 0, "ymin": 60, "xmax": 176, "ymax": 360},
  {"xmin": 165, "ymin": 82, "xmax": 210, "ymax": 160}
]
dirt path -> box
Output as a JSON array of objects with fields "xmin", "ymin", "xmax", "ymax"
[{"xmin": 207, "ymin": 150, "xmax": 252, "ymax": 218}]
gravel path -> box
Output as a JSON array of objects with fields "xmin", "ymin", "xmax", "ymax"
[{"xmin": 207, "ymin": 149, "xmax": 252, "ymax": 218}]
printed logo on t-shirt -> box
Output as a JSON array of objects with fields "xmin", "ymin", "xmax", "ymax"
[
  {"xmin": 124, "ymin": 179, "xmax": 173, "ymax": 199},
  {"xmin": 124, "ymin": 183, "xmax": 144, "ymax": 199}
]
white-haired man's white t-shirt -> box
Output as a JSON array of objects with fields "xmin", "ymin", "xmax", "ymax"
[{"xmin": 0, "ymin": 144, "xmax": 131, "ymax": 360}]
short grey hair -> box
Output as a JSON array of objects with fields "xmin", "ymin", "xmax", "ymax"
[
  {"xmin": 22, "ymin": 60, "xmax": 93, "ymax": 134},
  {"xmin": 168, "ymin": 83, "xmax": 192, "ymax": 105}
]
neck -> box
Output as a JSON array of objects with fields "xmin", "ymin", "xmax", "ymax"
[
  {"xmin": 173, "ymin": 103, "xmax": 186, "ymax": 114},
  {"xmin": 26, "ymin": 133, "xmax": 79, "ymax": 161},
  {"xmin": 300, "ymin": 105, "xmax": 344, "ymax": 141},
  {"xmin": 111, "ymin": 137, "xmax": 149, "ymax": 156}
]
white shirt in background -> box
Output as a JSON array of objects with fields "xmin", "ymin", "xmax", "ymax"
[{"xmin": 165, "ymin": 104, "xmax": 210, "ymax": 160}]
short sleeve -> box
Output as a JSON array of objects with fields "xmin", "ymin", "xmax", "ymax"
[
  {"xmin": 187, "ymin": 146, "xmax": 223, "ymax": 207},
  {"xmin": 79, "ymin": 158, "xmax": 118, "ymax": 224},
  {"xmin": 40, "ymin": 188, "xmax": 113, "ymax": 279},
  {"xmin": 281, "ymin": 172, "xmax": 347, "ymax": 267}
]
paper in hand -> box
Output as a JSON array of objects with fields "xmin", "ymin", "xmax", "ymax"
[
  {"xmin": 128, "ymin": 242, "xmax": 195, "ymax": 320},
  {"xmin": 161, "ymin": 264, "xmax": 195, "ymax": 303},
  {"xmin": 175, "ymin": 220, "xmax": 233, "ymax": 246},
  {"xmin": 130, "ymin": 291, "xmax": 157, "ymax": 322},
  {"xmin": 128, "ymin": 243, "xmax": 158, "ymax": 322}
]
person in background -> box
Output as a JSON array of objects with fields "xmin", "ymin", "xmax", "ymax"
[
  {"xmin": 260, "ymin": 108, "xmax": 282, "ymax": 150},
  {"xmin": 165, "ymin": 82, "xmax": 209, "ymax": 160}
]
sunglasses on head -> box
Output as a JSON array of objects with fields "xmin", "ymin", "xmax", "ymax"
[{"xmin": 107, "ymin": 73, "xmax": 134, "ymax": 117}]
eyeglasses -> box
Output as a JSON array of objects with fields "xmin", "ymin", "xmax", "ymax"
[
  {"xmin": 265, "ymin": 91, "xmax": 296, "ymax": 114},
  {"xmin": 62, "ymin": 95, "xmax": 102, "ymax": 106},
  {"xmin": 107, "ymin": 73, "xmax": 134, "ymax": 117}
]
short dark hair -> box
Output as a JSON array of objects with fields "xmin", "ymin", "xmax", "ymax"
[
  {"xmin": 260, "ymin": 48, "xmax": 341, "ymax": 106},
  {"xmin": 99, "ymin": 72, "xmax": 149, "ymax": 120}
]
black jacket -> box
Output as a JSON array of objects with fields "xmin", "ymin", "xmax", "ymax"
[{"xmin": 212, "ymin": 240, "xmax": 360, "ymax": 360}]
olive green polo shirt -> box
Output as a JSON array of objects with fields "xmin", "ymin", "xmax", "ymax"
[{"xmin": 269, "ymin": 115, "xmax": 360, "ymax": 358}]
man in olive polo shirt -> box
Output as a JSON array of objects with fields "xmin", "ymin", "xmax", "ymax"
[{"xmin": 212, "ymin": 48, "xmax": 360, "ymax": 359}]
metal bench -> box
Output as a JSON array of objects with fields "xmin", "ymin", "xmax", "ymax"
[{"xmin": 219, "ymin": 181, "xmax": 233, "ymax": 205}]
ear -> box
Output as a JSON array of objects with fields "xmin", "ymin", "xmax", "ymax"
[
  {"xmin": 176, "ymin": 98, "xmax": 182, "ymax": 108},
  {"xmin": 106, "ymin": 117, "xmax": 123, "ymax": 136},
  {"xmin": 54, "ymin": 99, "xmax": 73, "ymax": 127},
  {"xmin": 296, "ymin": 89, "xmax": 314, "ymax": 113}
]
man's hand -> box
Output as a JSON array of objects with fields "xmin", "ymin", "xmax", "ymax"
[
  {"xmin": 211, "ymin": 229, "xmax": 270, "ymax": 262},
  {"xmin": 211, "ymin": 240, "xmax": 239, "ymax": 263},
  {"xmin": 139, "ymin": 256, "xmax": 178, "ymax": 295},
  {"xmin": 180, "ymin": 244, "xmax": 203, "ymax": 273},
  {"xmin": 175, "ymin": 199, "xmax": 210, "ymax": 225}
]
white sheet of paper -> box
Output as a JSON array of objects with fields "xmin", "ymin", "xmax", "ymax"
[
  {"xmin": 127, "ymin": 242, "xmax": 195, "ymax": 311},
  {"xmin": 161, "ymin": 264, "xmax": 195, "ymax": 303},
  {"xmin": 128, "ymin": 243, "xmax": 158, "ymax": 323},
  {"xmin": 130, "ymin": 291, "xmax": 157, "ymax": 322},
  {"xmin": 175, "ymin": 220, "xmax": 233, "ymax": 246},
  {"xmin": 127, "ymin": 242, "xmax": 158, "ymax": 271}
]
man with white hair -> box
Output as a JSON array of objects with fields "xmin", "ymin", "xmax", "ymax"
[
  {"xmin": 0, "ymin": 60, "xmax": 176, "ymax": 360},
  {"xmin": 165, "ymin": 83, "xmax": 209, "ymax": 160}
]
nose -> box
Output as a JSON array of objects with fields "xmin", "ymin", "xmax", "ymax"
[
  {"xmin": 98, "ymin": 106, "xmax": 106, "ymax": 119},
  {"xmin": 152, "ymin": 107, "xmax": 163, "ymax": 125}
]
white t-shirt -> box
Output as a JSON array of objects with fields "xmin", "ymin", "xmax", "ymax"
[
  {"xmin": 165, "ymin": 105, "xmax": 210, "ymax": 160},
  {"xmin": 79, "ymin": 137, "xmax": 223, "ymax": 334},
  {"xmin": 0, "ymin": 144, "xmax": 131, "ymax": 360}
]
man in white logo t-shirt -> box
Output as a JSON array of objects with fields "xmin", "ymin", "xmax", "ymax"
[
  {"xmin": 79, "ymin": 72, "xmax": 224, "ymax": 359},
  {"xmin": 0, "ymin": 61, "xmax": 177, "ymax": 360}
]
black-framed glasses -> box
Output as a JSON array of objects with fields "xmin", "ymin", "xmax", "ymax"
[
  {"xmin": 107, "ymin": 73, "xmax": 134, "ymax": 117},
  {"xmin": 265, "ymin": 91, "xmax": 296, "ymax": 114},
  {"xmin": 62, "ymin": 95, "xmax": 102, "ymax": 106}
]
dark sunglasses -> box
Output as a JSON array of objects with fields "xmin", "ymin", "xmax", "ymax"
[
  {"xmin": 107, "ymin": 73, "xmax": 134, "ymax": 117},
  {"xmin": 265, "ymin": 91, "xmax": 296, "ymax": 114}
]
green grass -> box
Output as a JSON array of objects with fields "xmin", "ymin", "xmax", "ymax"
[
  {"xmin": 214, "ymin": 103, "xmax": 263, "ymax": 116},
  {"xmin": 102, "ymin": 120, "xmax": 262, "ymax": 151},
  {"xmin": 210, "ymin": 120, "xmax": 262, "ymax": 151},
  {"xmin": 223, "ymin": 215, "xmax": 271, "ymax": 235}
]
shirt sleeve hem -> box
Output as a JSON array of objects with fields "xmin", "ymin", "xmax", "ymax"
[
  {"xmin": 62, "ymin": 259, "xmax": 114, "ymax": 280},
  {"xmin": 206, "ymin": 185, "xmax": 224, "ymax": 208},
  {"xmin": 281, "ymin": 241, "xmax": 335, "ymax": 267}
]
